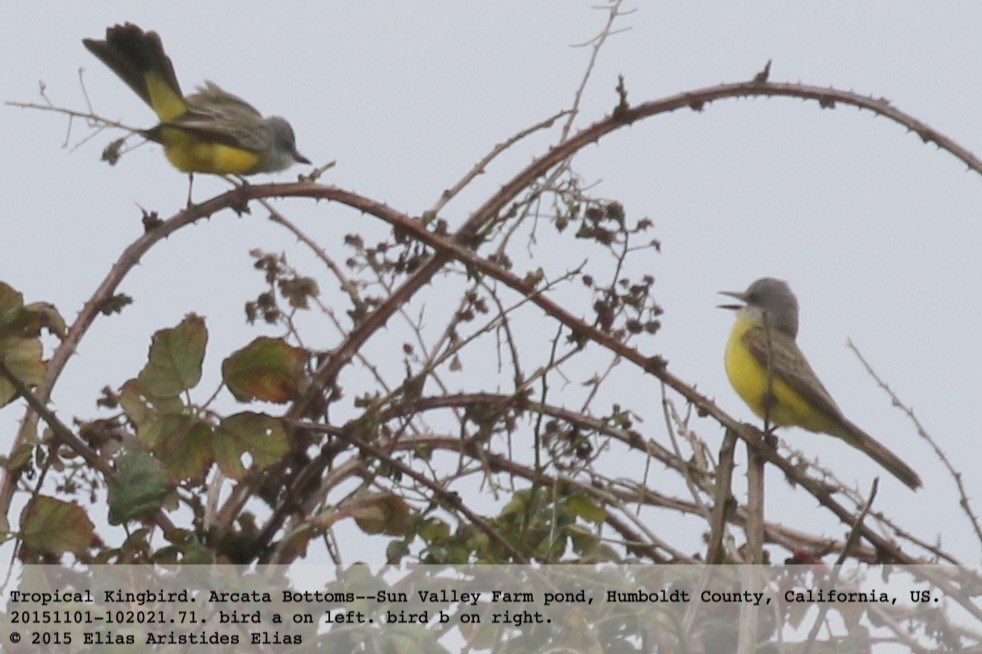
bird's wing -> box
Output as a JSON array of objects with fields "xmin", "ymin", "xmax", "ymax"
[
  {"xmin": 165, "ymin": 82, "xmax": 272, "ymax": 153},
  {"xmin": 742, "ymin": 326, "xmax": 844, "ymax": 420}
]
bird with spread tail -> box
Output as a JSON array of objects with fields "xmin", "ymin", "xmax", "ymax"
[{"xmin": 83, "ymin": 23, "xmax": 309, "ymax": 178}]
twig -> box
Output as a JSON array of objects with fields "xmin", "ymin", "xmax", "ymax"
[
  {"xmin": 746, "ymin": 437, "xmax": 766, "ymax": 563},
  {"xmin": 560, "ymin": 0, "xmax": 633, "ymax": 142},
  {"xmin": 423, "ymin": 109, "xmax": 571, "ymax": 220},
  {"xmin": 5, "ymin": 100, "xmax": 145, "ymax": 141},
  {"xmin": 848, "ymin": 339, "xmax": 982, "ymax": 549},
  {"xmin": 660, "ymin": 384, "xmax": 711, "ymax": 520},
  {"xmin": 0, "ymin": 362, "xmax": 107, "ymax": 477},
  {"xmin": 707, "ymin": 428, "xmax": 739, "ymax": 563},
  {"xmin": 802, "ymin": 478, "xmax": 879, "ymax": 654}
]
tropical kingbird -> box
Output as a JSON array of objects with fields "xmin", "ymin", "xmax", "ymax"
[
  {"xmin": 719, "ymin": 277, "xmax": 921, "ymax": 490},
  {"xmin": 83, "ymin": 23, "xmax": 309, "ymax": 176}
]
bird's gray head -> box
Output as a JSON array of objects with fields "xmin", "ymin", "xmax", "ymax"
[
  {"xmin": 719, "ymin": 277, "xmax": 799, "ymax": 337},
  {"xmin": 261, "ymin": 116, "xmax": 311, "ymax": 172}
]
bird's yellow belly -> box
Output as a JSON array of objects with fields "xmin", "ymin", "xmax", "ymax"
[
  {"xmin": 723, "ymin": 319, "xmax": 830, "ymax": 432},
  {"xmin": 159, "ymin": 127, "xmax": 259, "ymax": 174}
]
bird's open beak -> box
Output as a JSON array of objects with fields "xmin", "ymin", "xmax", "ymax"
[{"xmin": 717, "ymin": 290, "xmax": 747, "ymax": 311}]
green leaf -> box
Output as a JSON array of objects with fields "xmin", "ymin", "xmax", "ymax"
[
  {"xmin": 137, "ymin": 314, "xmax": 207, "ymax": 397},
  {"xmin": 565, "ymin": 493, "xmax": 606, "ymax": 523},
  {"xmin": 418, "ymin": 518, "xmax": 451, "ymax": 543},
  {"xmin": 212, "ymin": 412, "xmax": 290, "ymax": 478},
  {"xmin": 0, "ymin": 336, "xmax": 46, "ymax": 407},
  {"xmin": 108, "ymin": 450, "xmax": 171, "ymax": 525},
  {"xmin": 155, "ymin": 418, "xmax": 215, "ymax": 482},
  {"xmin": 0, "ymin": 282, "xmax": 24, "ymax": 331},
  {"xmin": 118, "ymin": 379, "xmax": 151, "ymax": 426},
  {"xmin": 134, "ymin": 410, "xmax": 190, "ymax": 450},
  {"xmin": 118, "ymin": 379, "xmax": 186, "ymax": 431},
  {"xmin": 568, "ymin": 524, "xmax": 601, "ymax": 555},
  {"xmin": 2, "ymin": 443, "xmax": 34, "ymax": 474},
  {"xmin": 20, "ymin": 496, "xmax": 95, "ymax": 556},
  {"xmin": 0, "ymin": 286, "xmax": 64, "ymax": 356},
  {"xmin": 345, "ymin": 491, "xmax": 412, "ymax": 536},
  {"xmin": 178, "ymin": 539, "xmax": 214, "ymax": 565},
  {"xmin": 221, "ymin": 337, "xmax": 306, "ymax": 403},
  {"xmin": 19, "ymin": 302, "xmax": 67, "ymax": 339}
]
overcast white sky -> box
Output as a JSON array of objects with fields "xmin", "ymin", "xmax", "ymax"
[{"xmin": 2, "ymin": 3, "xmax": 981, "ymax": 563}]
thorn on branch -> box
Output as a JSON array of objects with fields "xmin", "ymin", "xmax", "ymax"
[
  {"xmin": 140, "ymin": 208, "xmax": 163, "ymax": 232},
  {"xmin": 644, "ymin": 355, "xmax": 667, "ymax": 373},
  {"xmin": 753, "ymin": 59, "xmax": 772, "ymax": 84},
  {"xmin": 298, "ymin": 159, "xmax": 336, "ymax": 183},
  {"xmin": 231, "ymin": 179, "xmax": 253, "ymax": 216},
  {"xmin": 613, "ymin": 74, "xmax": 630, "ymax": 119}
]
